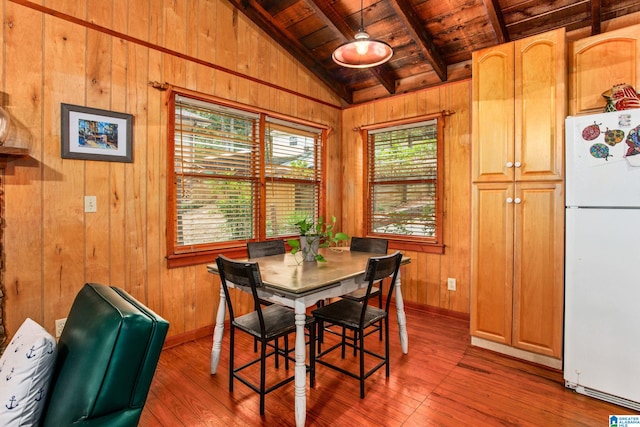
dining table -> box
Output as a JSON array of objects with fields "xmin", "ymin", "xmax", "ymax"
[{"xmin": 206, "ymin": 247, "xmax": 411, "ymax": 427}]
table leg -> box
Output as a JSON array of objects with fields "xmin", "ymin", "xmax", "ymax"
[
  {"xmin": 394, "ymin": 269, "xmax": 409, "ymax": 354},
  {"xmin": 294, "ymin": 300, "xmax": 307, "ymax": 427},
  {"xmin": 210, "ymin": 286, "xmax": 227, "ymax": 374}
]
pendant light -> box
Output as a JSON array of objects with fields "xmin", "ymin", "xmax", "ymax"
[{"xmin": 332, "ymin": 0, "xmax": 393, "ymax": 68}]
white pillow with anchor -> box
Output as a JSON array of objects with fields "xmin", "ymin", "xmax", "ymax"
[{"xmin": 0, "ymin": 318, "xmax": 57, "ymax": 426}]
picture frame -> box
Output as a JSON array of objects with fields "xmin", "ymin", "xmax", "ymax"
[{"xmin": 61, "ymin": 103, "xmax": 133, "ymax": 162}]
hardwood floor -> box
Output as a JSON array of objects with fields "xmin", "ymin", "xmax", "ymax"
[{"xmin": 140, "ymin": 305, "xmax": 634, "ymax": 426}]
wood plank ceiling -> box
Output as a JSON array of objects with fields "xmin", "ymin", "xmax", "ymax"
[{"xmin": 227, "ymin": 0, "xmax": 640, "ymax": 105}]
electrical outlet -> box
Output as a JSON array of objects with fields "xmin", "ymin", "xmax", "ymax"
[
  {"xmin": 84, "ymin": 195, "xmax": 97, "ymax": 213},
  {"xmin": 447, "ymin": 278, "xmax": 456, "ymax": 291},
  {"xmin": 55, "ymin": 318, "xmax": 67, "ymax": 338}
]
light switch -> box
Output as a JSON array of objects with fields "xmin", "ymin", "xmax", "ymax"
[{"xmin": 84, "ymin": 195, "xmax": 97, "ymax": 213}]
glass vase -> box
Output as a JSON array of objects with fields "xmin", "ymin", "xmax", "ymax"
[{"xmin": 0, "ymin": 106, "xmax": 10, "ymax": 145}]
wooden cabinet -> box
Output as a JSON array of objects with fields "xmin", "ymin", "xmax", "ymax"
[
  {"xmin": 470, "ymin": 29, "xmax": 566, "ymax": 367},
  {"xmin": 473, "ymin": 29, "xmax": 565, "ymax": 183},
  {"xmin": 570, "ymin": 23, "xmax": 640, "ymax": 115}
]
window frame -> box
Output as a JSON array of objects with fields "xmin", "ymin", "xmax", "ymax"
[
  {"xmin": 362, "ymin": 113, "xmax": 445, "ymax": 254},
  {"xmin": 166, "ymin": 90, "xmax": 328, "ymax": 268}
]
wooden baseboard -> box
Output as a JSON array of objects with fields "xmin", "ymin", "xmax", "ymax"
[
  {"xmin": 163, "ymin": 325, "xmax": 214, "ymax": 349},
  {"xmin": 400, "ymin": 299, "xmax": 470, "ymax": 321}
]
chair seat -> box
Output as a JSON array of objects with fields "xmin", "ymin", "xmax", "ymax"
[
  {"xmin": 342, "ymin": 286, "xmax": 380, "ymax": 301},
  {"xmin": 234, "ymin": 304, "xmax": 313, "ymax": 339},
  {"xmin": 312, "ymin": 299, "xmax": 386, "ymax": 330}
]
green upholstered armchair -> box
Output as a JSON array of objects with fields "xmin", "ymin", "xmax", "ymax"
[{"xmin": 41, "ymin": 283, "xmax": 169, "ymax": 427}]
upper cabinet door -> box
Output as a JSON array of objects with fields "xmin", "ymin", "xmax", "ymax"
[
  {"xmin": 570, "ymin": 23, "xmax": 640, "ymax": 116},
  {"xmin": 515, "ymin": 28, "xmax": 566, "ymax": 182},
  {"xmin": 472, "ymin": 43, "xmax": 515, "ymax": 183}
]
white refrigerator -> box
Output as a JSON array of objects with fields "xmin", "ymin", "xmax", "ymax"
[{"xmin": 564, "ymin": 109, "xmax": 640, "ymax": 411}]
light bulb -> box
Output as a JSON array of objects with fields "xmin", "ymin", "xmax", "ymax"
[
  {"xmin": 355, "ymin": 40, "xmax": 369, "ymax": 55},
  {"xmin": 353, "ymin": 31, "xmax": 371, "ymax": 56}
]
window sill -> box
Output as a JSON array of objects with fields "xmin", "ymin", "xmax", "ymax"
[
  {"xmin": 167, "ymin": 247, "xmax": 248, "ymax": 269},
  {"xmin": 388, "ymin": 240, "xmax": 444, "ymax": 254}
]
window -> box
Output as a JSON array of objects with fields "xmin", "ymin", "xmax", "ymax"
[
  {"xmin": 365, "ymin": 115, "xmax": 444, "ymax": 252},
  {"xmin": 168, "ymin": 92, "xmax": 324, "ymax": 267}
]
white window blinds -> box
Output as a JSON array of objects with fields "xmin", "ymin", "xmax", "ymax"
[{"xmin": 264, "ymin": 118, "xmax": 322, "ymax": 237}]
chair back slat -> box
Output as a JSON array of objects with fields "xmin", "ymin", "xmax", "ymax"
[
  {"xmin": 247, "ymin": 240, "xmax": 286, "ymax": 258},
  {"xmin": 217, "ymin": 256, "xmax": 263, "ymax": 289},
  {"xmin": 359, "ymin": 251, "xmax": 402, "ymax": 324},
  {"xmin": 364, "ymin": 251, "xmax": 400, "ymax": 282},
  {"xmin": 350, "ymin": 237, "xmax": 388, "ymax": 254}
]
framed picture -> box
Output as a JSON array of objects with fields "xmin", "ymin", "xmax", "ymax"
[{"xmin": 61, "ymin": 103, "xmax": 133, "ymax": 162}]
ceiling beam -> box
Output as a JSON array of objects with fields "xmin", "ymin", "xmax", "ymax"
[
  {"xmin": 388, "ymin": 0, "xmax": 447, "ymax": 82},
  {"xmin": 227, "ymin": 0, "xmax": 353, "ymax": 104},
  {"xmin": 591, "ymin": 0, "xmax": 601, "ymax": 35},
  {"xmin": 308, "ymin": 0, "xmax": 397, "ymax": 95},
  {"xmin": 483, "ymin": 0, "xmax": 510, "ymax": 44}
]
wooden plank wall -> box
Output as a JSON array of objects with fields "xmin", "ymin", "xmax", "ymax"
[
  {"xmin": 341, "ymin": 81, "xmax": 472, "ymax": 315},
  {"xmin": 0, "ymin": 0, "xmax": 343, "ymax": 339}
]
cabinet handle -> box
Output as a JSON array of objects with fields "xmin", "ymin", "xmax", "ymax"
[
  {"xmin": 514, "ymin": 198, "xmax": 522, "ymax": 204},
  {"xmin": 506, "ymin": 197, "xmax": 513, "ymax": 204},
  {"xmin": 506, "ymin": 162, "xmax": 514, "ymax": 168},
  {"xmin": 514, "ymin": 161, "xmax": 521, "ymax": 168}
]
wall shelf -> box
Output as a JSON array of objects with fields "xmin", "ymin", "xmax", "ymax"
[{"xmin": 0, "ymin": 146, "xmax": 29, "ymax": 163}]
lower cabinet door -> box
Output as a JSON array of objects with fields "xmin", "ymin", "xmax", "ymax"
[
  {"xmin": 471, "ymin": 182, "xmax": 514, "ymax": 345},
  {"xmin": 512, "ymin": 182, "xmax": 564, "ymax": 358}
]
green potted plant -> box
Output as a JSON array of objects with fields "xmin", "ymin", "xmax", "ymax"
[{"xmin": 287, "ymin": 215, "xmax": 349, "ymax": 262}]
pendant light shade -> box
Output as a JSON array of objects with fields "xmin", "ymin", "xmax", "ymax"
[
  {"xmin": 332, "ymin": 1, "xmax": 393, "ymax": 68},
  {"xmin": 332, "ymin": 31, "xmax": 393, "ymax": 68}
]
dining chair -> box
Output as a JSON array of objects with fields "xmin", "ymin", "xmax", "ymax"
[
  {"xmin": 343, "ymin": 237, "xmax": 388, "ymax": 333},
  {"xmin": 216, "ymin": 255, "xmax": 316, "ymax": 415},
  {"xmin": 317, "ymin": 237, "xmax": 389, "ymax": 354},
  {"xmin": 247, "ymin": 240, "xmax": 286, "ymax": 258},
  {"xmin": 318, "ymin": 237, "xmax": 389, "ymax": 356},
  {"xmin": 312, "ymin": 251, "xmax": 402, "ymax": 399},
  {"xmin": 246, "ymin": 240, "xmax": 287, "ymax": 362}
]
